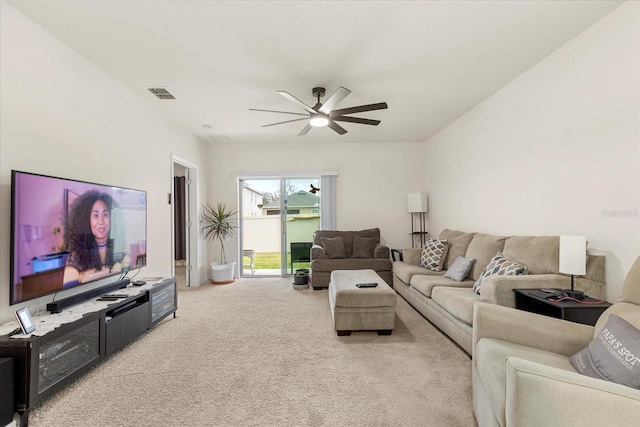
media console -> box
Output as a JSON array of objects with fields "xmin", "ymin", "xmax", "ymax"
[{"xmin": 0, "ymin": 277, "xmax": 176, "ymax": 426}]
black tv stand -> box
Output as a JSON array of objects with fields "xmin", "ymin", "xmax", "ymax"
[{"xmin": 0, "ymin": 277, "xmax": 176, "ymax": 426}]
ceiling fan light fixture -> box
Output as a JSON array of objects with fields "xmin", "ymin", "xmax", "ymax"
[
  {"xmin": 309, "ymin": 114, "xmax": 329, "ymax": 127},
  {"xmin": 252, "ymin": 86, "xmax": 388, "ymax": 135}
]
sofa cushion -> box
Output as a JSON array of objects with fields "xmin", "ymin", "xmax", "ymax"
[
  {"xmin": 473, "ymin": 252, "xmax": 527, "ymax": 294},
  {"xmin": 312, "ymin": 257, "xmax": 392, "ymax": 273},
  {"xmin": 410, "ymin": 274, "xmax": 473, "ymax": 298},
  {"xmin": 439, "ymin": 229, "xmax": 475, "ymax": 270},
  {"xmin": 444, "ymin": 256, "xmax": 474, "ymax": 282},
  {"xmin": 393, "ymin": 261, "xmax": 443, "ymax": 284},
  {"xmin": 431, "ymin": 286, "xmax": 480, "ymax": 325},
  {"xmin": 354, "ymin": 228, "xmax": 381, "ymax": 255},
  {"xmin": 465, "ymin": 233, "xmax": 506, "ymax": 280},
  {"xmin": 502, "ymin": 236, "xmax": 559, "ymax": 274},
  {"xmin": 352, "ymin": 236, "xmax": 377, "ymax": 258},
  {"xmin": 321, "ymin": 237, "xmax": 346, "ymax": 259},
  {"xmin": 570, "ymin": 314, "xmax": 640, "ymax": 390},
  {"xmin": 315, "ymin": 229, "xmax": 382, "ymax": 258},
  {"xmin": 420, "ymin": 238, "xmax": 449, "ymax": 271},
  {"xmin": 475, "ymin": 338, "xmax": 577, "ymax": 427}
]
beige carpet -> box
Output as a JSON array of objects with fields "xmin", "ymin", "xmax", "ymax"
[{"xmin": 28, "ymin": 278, "xmax": 476, "ymax": 427}]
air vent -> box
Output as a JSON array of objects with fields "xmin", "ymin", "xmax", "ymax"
[{"xmin": 147, "ymin": 87, "xmax": 175, "ymax": 100}]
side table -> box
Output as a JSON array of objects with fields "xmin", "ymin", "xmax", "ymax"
[
  {"xmin": 391, "ymin": 249, "xmax": 403, "ymax": 262},
  {"xmin": 514, "ymin": 289, "xmax": 611, "ymax": 326}
]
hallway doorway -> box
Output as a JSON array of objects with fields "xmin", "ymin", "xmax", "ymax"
[{"xmin": 171, "ymin": 155, "xmax": 199, "ymax": 286}]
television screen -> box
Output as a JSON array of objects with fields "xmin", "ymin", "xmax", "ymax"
[{"xmin": 10, "ymin": 170, "xmax": 147, "ymax": 305}]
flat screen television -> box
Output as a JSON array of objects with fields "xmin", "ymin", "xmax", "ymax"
[{"xmin": 10, "ymin": 170, "xmax": 147, "ymax": 305}]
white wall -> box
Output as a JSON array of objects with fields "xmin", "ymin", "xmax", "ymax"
[
  {"xmin": 0, "ymin": 2, "xmax": 208, "ymax": 323},
  {"xmin": 206, "ymin": 141, "xmax": 426, "ymax": 265},
  {"xmin": 425, "ymin": 2, "xmax": 639, "ymax": 301}
]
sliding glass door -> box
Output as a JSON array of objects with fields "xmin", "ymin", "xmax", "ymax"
[
  {"xmin": 283, "ymin": 178, "xmax": 320, "ymax": 275},
  {"xmin": 239, "ymin": 176, "xmax": 321, "ymax": 277}
]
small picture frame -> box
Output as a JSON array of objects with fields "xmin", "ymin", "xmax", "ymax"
[{"xmin": 15, "ymin": 307, "xmax": 36, "ymax": 334}]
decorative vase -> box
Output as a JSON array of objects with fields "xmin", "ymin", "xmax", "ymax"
[{"xmin": 210, "ymin": 262, "xmax": 236, "ymax": 284}]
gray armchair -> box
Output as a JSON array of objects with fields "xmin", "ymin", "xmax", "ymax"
[
  {"xmin": 310, "ymin": 228, "xmax": 392, "ymax": 290},
  {"xmin": 472, "ymin": 256, "xmax": 640, "ymax": 426}
]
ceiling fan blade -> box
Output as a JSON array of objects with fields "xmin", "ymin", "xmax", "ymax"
[
  {"xmin": 262, "ymin": 117, "xmax": 309, "ymax": 128},
  {"xmin": 276, "ymin": 91, "xmax": 317, "ymax": 115},
  {"xmin": 249, "ymin": 108, "xmax": 308, "ymax": 116},
  {"xmin": 319, "ymin": 86, "xmax": 351, "ymax": 114},
  {"xmin": 328, "ymin": 121, "xmax": 348, "ymax": 135},
  {"xmin": 332, "ymin": 116, "xmax": 381, "ymax": 126},
  {"xmin": 329, "ymin": 102, "xmax": 388, "ymax": 117},
  {"xmin": 298, "ymin": 123, "xmax": 313, "ymax": 136}
]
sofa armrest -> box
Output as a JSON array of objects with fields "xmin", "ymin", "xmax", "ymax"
[
  {"xmin": 472, "ymin": 302, "xmax": 594, "ymax": 358},
  {"xmin": 479, "ymin": 274, "xmax": 570, "ymax": 307},
  {"xmin": 402, "ymin": 248, "xmax": 422, "ymax": 266},
  {"xmin": 374, "ymin": 244, "xmax": 390, "ymax": 259},
  {"xmin": 504, "ymin": 358, "xmax": 640, "ymax": 426},
  {"xmin": 311, "ymin": 244, "xmax": 327, "ymax": 260}
]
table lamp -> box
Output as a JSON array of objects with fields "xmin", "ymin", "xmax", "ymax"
[
  {"xmin": 408, "ymin": 193, "xmax": 428, "ymax": 213},
  {"xmin": 559, "ymin": 235, "xmax": 586, "ymax": 300}
]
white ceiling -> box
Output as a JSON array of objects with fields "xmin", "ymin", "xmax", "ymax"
[{"xmin": 6, "ymin": 0, "xmax": 623, "ymax": 144}]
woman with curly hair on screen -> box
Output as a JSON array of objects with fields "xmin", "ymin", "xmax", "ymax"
[{"xmin": 63, "ymin": 189, "xmax": 127, "ymax": 286}]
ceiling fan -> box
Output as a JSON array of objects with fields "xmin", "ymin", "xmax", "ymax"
[{"xmin": 250, "ymin": 86, "xmax": 388, "ymax": 136}]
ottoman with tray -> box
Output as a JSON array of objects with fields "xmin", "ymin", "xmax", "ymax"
[{"xmin": 329, "ymin": 269, "xmax": 396, "ymax": 336}]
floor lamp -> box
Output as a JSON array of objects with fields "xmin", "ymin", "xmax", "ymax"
[
  {"xmin": 408, "ymin": 193, "xmax": 428, "ymax": 248},
  {"xmin": 559, "ymin": 235, "xmax": 586, "ymax": 300}
]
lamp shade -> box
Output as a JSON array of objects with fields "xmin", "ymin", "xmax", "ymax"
[
  {"xmin": 559, "ymin": 235, "xmax": 586, "ymax": 276},
  {"xmin": 408, "ymin": 193, "xmax": 428, "ymax": 213}
]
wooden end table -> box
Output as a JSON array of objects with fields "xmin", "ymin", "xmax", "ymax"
[{"xmin": 513, "ymin": 289, "xmax": 611, "ymax": 326}]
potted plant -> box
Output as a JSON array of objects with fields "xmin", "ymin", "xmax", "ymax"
[
  {"xmin": 200, "ymin": 203, "xmax": 238, "ymax": 284},
  {"xmin": 293, "ymin": 268, "xmax": 310, "ymax": 288}
]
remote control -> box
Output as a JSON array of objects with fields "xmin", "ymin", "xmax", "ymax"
[
  {"xmin": 97, "ymin": 296, "xmax": 120, "ymax": 301},
  {"xmin": 356, "ymin": 283, "xmax": 378, "ymax": 288}
]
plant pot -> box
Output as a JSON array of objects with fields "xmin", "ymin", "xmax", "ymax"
[
  {"xmin": 293, "ymin": 274, "xmax": 309, "ymax": 285},
  {"xmin": 210, "ymin": 262, "xmax": 236, "ymax": 284}
]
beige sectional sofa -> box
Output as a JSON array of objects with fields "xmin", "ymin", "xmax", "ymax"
[
  {"xmin": 310, "ymin": 228, "xmax": 392, "ymax": 290},
  {"xmin": 392, "ymin": 229, "xmax": 606, "ymax": 354}
]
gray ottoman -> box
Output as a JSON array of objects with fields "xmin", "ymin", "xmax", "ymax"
[{"xmin": 329, "ymin": 269, "xmax": 396, "ymax": 336}]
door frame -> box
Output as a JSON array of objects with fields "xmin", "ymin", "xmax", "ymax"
[{"xmin": 171, "ymin": 154, "xmax": 201, "ymax": 286}]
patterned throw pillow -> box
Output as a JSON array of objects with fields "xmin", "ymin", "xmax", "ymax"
[
  {"xmin": 420, "ymin": 239, "xmax": 449, "ymax": 271},
  {"xmin": 473, "ymin": 252, "xmax": 526, "ymax": 294}
]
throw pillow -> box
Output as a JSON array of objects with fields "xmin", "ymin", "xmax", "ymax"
[
  {"xmin": 420, "ymin": 238, "xmax": 449, "ymax": 272},
  {"xmin": 352, "ymin": 236, "xmax": 377, "ymax": 258},
  {"xmin": 473, "ymin": 252, "xmax": 526, "ymax": 294},
  {"xmin": 570, "ymin": 314, "xmax": 640, "ymax": 390},
  {"xmin": 321, "ymin": 237, "xmax": 346, "ymax": 259},
  {"xmin": 443, "ymin": 256, "xmax": 474, "ymax": 282}
]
